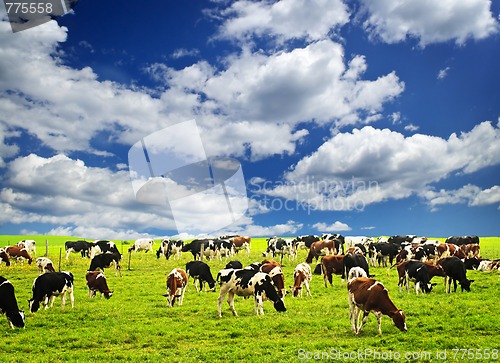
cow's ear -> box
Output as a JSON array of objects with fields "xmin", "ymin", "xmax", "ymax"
[
  {"xmin": 469, "ymin": 280, "xmax": 475, "ymax": 283},
  {"xmin": 431, "ymin": 283, "xmax": 437, "ymax": 286},
  {"xmin": 162, "ymin": 294, "xmax": 168, "ymax": 297}
]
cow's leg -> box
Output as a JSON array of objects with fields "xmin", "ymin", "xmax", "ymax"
[
  {"xmin": 217, "ymin": 286, "xmax": 229, "ymax": 317},
  {"xmin": 405, "ymin": 272, "xmax": 410, "ymax": 293},
  {"xmin": 48, "ymin": 295, "xmax": 56, "ymax": 309},
  {"xmin": 65, "ymin": 250, "xmax": 71, "ymax": 260},
  {"xmin": 193, "ymin": 277, "xmax": 200, "ymax": 293},
  {"xmin": 348, "ymin": 295, "xmax": 357, "ymax": 333},
  {"xmin": 453, "ymin": 279, "xmax": 458, "ymax": 292},
  {"xmin": 357, "ymin": 311, "xmax": 370, "ymax": 335},
  {"xmin": 227, "ymin": 291, "xmax": 237, "ymax": 316},
  {"xmin": 304, "ymin": 280, "xmax": 311, "ymax": 297},
  {"xmin": 374, "ymin": 312, "xmax": 383, "ymax": 335}
]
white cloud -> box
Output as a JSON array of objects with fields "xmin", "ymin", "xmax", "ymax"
[
  {"xmin": 217, "ymin": 0, "xmax": 350, "ymax": 43},
  {"xmin": 313, "ymin": 221, "xmax": 351, "ymax": 232},
  {"xmin": 437, "ymin": 67, "xmax": 451, "ymax": 80},
  {"xmin": 356, "ymin": 0, "xmax": 499, "ymax": 46},
  {"xmin": 265, "ymin": 121, "xmax": 500, "ymax": 210},
  {"xmin": 422, "ymin": 184, "xmax": 500, "ymax": 210},
  {"xmin": 404, "ymin": 124, "xmax": 419, "ymax": 132}
]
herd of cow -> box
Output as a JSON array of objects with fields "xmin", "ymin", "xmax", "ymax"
[{"xmin": 0, "ymin": 234, "xmax": 498, "ymax": 335}]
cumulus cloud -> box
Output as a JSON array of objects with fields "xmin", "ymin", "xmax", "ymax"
[
  {"xmin": 356, "ymin": 0, "xmax": 499, "ymax": 46},
  {"xmin": 312, "ymin": 221, "xmax": 351, "ymax": 232},
  {"xmin": 265, "ymin": 121, "xmax": 500, "ymax": 210},
  {"xmin": 422, "ymin": 184, "xmax": 500, "ymax": 210}
]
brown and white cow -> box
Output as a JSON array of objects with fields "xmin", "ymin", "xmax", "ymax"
[
  {"xmin": 305, "ymin": 240, "xmax": 336, "ymax": 264},
  {"xmin": 460, "ymin": 243, "xmax": 480, "ymax": 258},
  {"xmin": 0, "ymin": 248, "xmax": 11, "ymax": 266},
  {"xmin": 290, "ymin": 262, "xmax": 312, "ymax": 297},
  {"xmin": 229, "ymin": 236, "xmax": 251, "ymax": 255},
  {"xmin": 348, "ymin": 277, "xmax": 407, "ymax": 335},
  {"xmin": 5, "ymin": 246, "xmax": 32, "ymax": 264},
  {"xmin": 36, "ymin": 257, "xmax": 55, "ymax": 274},
  {"xmin": 321, "ymin": 255, "xmax": 345, "ymax": 287},
  {"xmin": 163, "ymin": 268, "xmax": 188, "ymax": 307},
  {"xmin": 260, "ymin": 260, "xmax": 286, "ymax": 298},
  {"xmin": 85, "ymin": 271, "xmax": 113, "ymax": 299}
]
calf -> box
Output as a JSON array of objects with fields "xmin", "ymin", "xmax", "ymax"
[
  {"xmin": 89, "ymin": 252, "xmax": 122, "ymax": 277},
  {"xmin": 86, "ymin": 271, "xmax": 113, "ymax": 299},
  {"xmin": 5, "ymin": 246, "xmax": 32, "ymax": 264},
  {"xmin": 0, "ymin": 248, "xmax": 10, "ymax": 266},
  {"xmin": 163, "ymin": 268, "xmax": 188, "ymax": 307},
  {"xmin": 29, "ymin": 272, "xmax": 75, "ymax": 312},
  {"xmin": 321, "ymin": 255, "xmax": 345, "ymax": 287},
  {"xmin": 65, "ymin": 240, "xmax": 93, "ymax": 260},
  {"xmin": 348, "ymin": 277, "xmax": 407, "ymax": 335},
  {"xmin": 0, "ymin": 276, "xmax": 25, "ymax": 328},
  {"xmin": 290, "ymin": 262, "xmax": 312, "ymax": 297},
  {"xmin": 185, "ymin": 261, "xmax": 216, "ymax": 292},
  {"xmin": 36, "ymin": 257, "xmax": 56, "ymax": 274},
  {"xmin": 217, "ymin": 268, "xmax": 286, "ymax": 317},
  {"xmin": 437, "ymin": 257, "xmax": 474, "ymax": 292}
]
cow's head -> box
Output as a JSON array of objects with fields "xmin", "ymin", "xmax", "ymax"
[
  {"xmin": 390, "ymin": 310, "xmax": 407, "ymax": 332},
  {"xmin": 273, "ymin": 298, "xmax": 287, "ymax": 313},
  {"xmin": 7, "ymin": 310, "xmax": 25, "ymax": 329},
  {"xmin": 103, "ymin": 290, "xmax": 113, "ymax": 299},
  {"xmin": 460, "ymin": 279, "xmax": 474, "ymax": 292},
  {"xmin": 28, "ymin": 299, "xmax": 40, "ymax": 313}
]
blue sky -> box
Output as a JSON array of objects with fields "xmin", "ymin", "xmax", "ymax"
[{"xmin": 0, "ymin": 0, "xmax": 499, "ymax": 240}]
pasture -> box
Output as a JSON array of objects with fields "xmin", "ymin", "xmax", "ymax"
[{"xmin": 1, "ymin": 235, "xmax": 499, "ymax": 363}]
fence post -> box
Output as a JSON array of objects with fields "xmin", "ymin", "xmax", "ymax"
[{"xmin": 45, "ymin": 239, "xmax": 49, "ymax": 257}]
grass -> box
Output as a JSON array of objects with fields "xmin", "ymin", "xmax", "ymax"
[{"xmin": 0, "ymin": 235, "xmax": 499, "ymax": 362}]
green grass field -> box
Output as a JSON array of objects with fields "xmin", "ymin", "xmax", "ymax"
[{"xmin": 1, "ymin": 236, "xmax": 499, "ymax": 362}]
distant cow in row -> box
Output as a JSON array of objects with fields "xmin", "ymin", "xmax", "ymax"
[
  {"xmin": 348, "ymin": 277, "xmax": 407, "ymax": 335},
  {"xmin": 217, "ymin": 268, "xmax": 286, "ymax": 317},
  {"xmin": 29, "ymin": 272, "xmax": 75, "ymax": 312},
  {"xmin": 163, "ymin": 268, "xmax": 188, "ymax": 307},
  {"xmin": 90, "ymin": 240, "xmax": 120, "ymax": 260},
  {"xmin": 186, "ymin": 261, "xmax": 216, "ymax": 292},
  {"xmin": 229, "ymin": 236, "xmax": 251, "ymax": 255},
  {"xmin": 305, "ymin": 240, "xmax": 336, "ymax": 264},
  {"xmin": 128, "ymin": 238, "xmax": 154, "ymax": 253},
  {"xmin": 17, "ymin": 240, "xmax": 36, "ymax": 256},
  {"xmin": 264, "ymin": 237, "xmax": 295, "ymax": 261},
  {"xmin": 293, "ymin": 235, "xmax": 322, "ymax": 251},
  {"xmin": 156, "ymin": 239, "xmax": 184, "ymax": 260},
  {"xmin": 89, "ymin": 252, "xmax": 122, "ymax": 277},
  {"xmin": 86, "ymin": 271, "xmax": 113, "ymax": 299},
  {"xmin": 290, "ymin": 262, "xmax": 312, "ymax": 297},
  {"xmin": 396, "ymin": 261, "xmax": 445, "ymax": 293},
  {"xmin": 0, "ymin": 276, "xmax": 25, "ymax": 328},
  {"xmin": 0, "ymin": 248, "xmax": 11, "ymax": 266},
  {"xmin": 65, "ymin": 240, "xmax": 93, "ymax": 260},
  {"xmin": 342, "ymin": 253, "xmax": 370, "ymax": 281},
  {"xmin": 5, "ymin": 246, "xmax": 33, "ymax": 264},
  {"xmin": 36, "ymin": 257, "xmax": 55, "ymax": 274},
  {"xmin": 445, "ymin": 235, "xmax": 480, "ymax": 246}
]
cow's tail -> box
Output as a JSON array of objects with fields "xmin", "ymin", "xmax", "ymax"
[{"xmin": 386, "ymin": 262, "xmax": 398, "ymax": 276}]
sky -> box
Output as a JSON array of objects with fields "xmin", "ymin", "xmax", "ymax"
[{"xmin": 0, "ymin": 0, "xmax": 499, "ymax": 240}]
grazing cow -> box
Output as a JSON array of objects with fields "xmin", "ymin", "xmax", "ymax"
[
  {"xmin": 321, "ymin": 255, "xmax": 345, "ymax": 287},
  {"xmin": 0, "ymin": 276, "xmax": 25, "ymax": 328},
  {"xmin": 5, "ymin": 246, "xmax": 33, "ymax": 264},
  {"xmin": 0, "ymin": 248, "xmax": 11, "ymax": 266},
  {"xmin": 229, "ymin": 236, "xmax": 251, "ymax": 255},
  {"xmin": 29, "ymin": 272, "xmax": 75, "ymax": 312},
  {"xmin": 403, "ymin": 261, "xmax": 436, "ymax": 294},
  {"xmin": 163, "ymin": 268, "xmax": 188, "ymax": 307},
  {"xmin": 342, "ymin": 253, "xmax": 371, "ymax": 281},
  {"xmin": 89, "ymin": 240, "xmax": 120, "ymax": 259},
  {"xmin": 185, "ymin": 261, "xmax": 216, "ymax": 292},
  {"xmin": 217, "ymin": 269, "xmax": 286, "ymax": 317},
  {"xmin": 17, "ymin": 240, "xmax": 36, "ymax": 256},
  {"xmin": 368, "ymin": 243, "xmax": 400, "ymax": 267},
  {"xmin": 264, "ymin": 237, "xmax": 295, "ymax": 261},
  {"xmin": 215, "ymin": 239, "xmax": 235, "ymax": 260},
  {"xmin": 182, "ymin": 239, "xmax": 216, "ymax": 260},
  {"xmin": 165, "ymin": 240, "xmax": 184, "ymax": 260},
  {"xmin": 305, "ymin": 240, "xmax": 336, "ymax": 264},
  {"xmin": 85, "ymin": 271, "xmax": 113, "ymax": 299},
  {"xmin": 290, "ymin": 262, "xmax": 312, "ymax": 297},
  {"xmin": 395, "ymin": 261, "xmax": 445, "ymax": 292},
  {"xmin": 437, "ymin": 257, "xmax": 474, "ymax": 292},
  {"xmin": 225, "ymin": 260, "xmax": 243, "ymax": 269},
  {"xmin": 293, "ymin": 235, "xmax": 322, "ymax": 251},
  {"xmin": 128, "ymin": 238, "xmax": 154, "ymax": 253},
  {"xmin": 36, "ymin": 257, "xmax": 55, "ymax": 274},
  {"xmin": 65, "ymin": 240, "xmax": 93, "ymax": 260},
  {"xmin": 348, "ymin": 277, "xmax": 407, "ymax": 335},
  {"xmin": 89, "ymin": 253, "xmax": 122, "ymax": 277}
]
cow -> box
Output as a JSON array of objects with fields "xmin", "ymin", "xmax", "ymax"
[
  {"xmin": 293, "ymin": 235, "xmax": 322, "ymax": 251},
  {"xmin": 348, "ymin": 277, "xmax": 407, "ymax": 335},
  {"xmin": 5, "ymin": 246, "xmax": 33, "ymax": 264},
  {"xmin": 437, "ymin": 257, "xmax": 474, "ymax": 292},
  {"xmin": 402, "ymin": 261, "xmax": 436, "ymax": 294},
  {"xmin": 36, "ymin": 257, "xmax": 56, "ymax": 274},
  {"xmin": 164, "ymin": 240, "xmax": 184, "ymax": 260},
  {"xmin": 387, "ymin": 235, "xmax": 415, "ymax": 245},
  {"xmin": 185, "ymin": 261, "xmax": 216, "ymax": 292},
  {"xmin": 128, "ymin": 238, "xmax": 154, "ymax": 253},
  {"xmin": 260, "ymin": 261, "xmax": 286, "ymax": 298},
  {"xmin": 217, "ymin": 268, "xmax": 286, "ymax": 317},
  {"xmin": 85, "ymin": 271, "xmax": 113, "ymax": 299},
  {"xmin": 344, "ymin": 236, "xmax": 373, "ymax": 250},
  {"xmin": 435, "ymin": 243, "xmax": 466, "ymax": 260},
  {"xmin": 28, "ymin": 272, "xmax": 75, "ymax": 312},
  {"xmin": 89, "ymin": 240, "xmax": 120, "ymax": 259},
  {"xmin": 0, "ymin": 276, "xmax": 25, "ymax": 328},
  {"xmin": 460, "ymin": 243, "xmax": 480, "ymax": 258},
  {"xmin": 89, "ymin": 252, "xmax": 122, "ymax": 277},
  {"xmin": 368, "ymin": 242, "xmax": 400, "ymax": 267},
  {"xmin": 321, "ymin": 255, "xmax": 345, "ymax": 287},
  {"xmin": 290, "ymin": 262, "xmax": 312, "ymax": 297},
  {"xmin": 225, "ymin": 260, "xmax": 243, "ymax": 269},
  {"xmin": 394, "ymin": 261, "xmax": 445, "ymax": 292},
  {"xmin": 17, "ymin": 240, "xmax": 36, "ymax": 256},
  {"xmin": 347, "ymin": 267, "xmax": 368, "ymax": 281},
  {"xmin": 215, "ymin": 239, "xmax": 235, "ymax": 260},
  {"xmin": 264, "ymin": 237, "xmax": 295, "ymax": 261},
  {"xmin": 0, "ymin": 248, "xmax": 11, "ymax": 266},
  {"xmin": 182, "ymin": 239, "xmax": 217, "ymax": 260},
  {"xmin": 445, "ymin": 235, "xmax": 480, "ymax": 246},
  {"xmin": 163, "ymin": 268, "xmax": 188, "ymax": 307},
  {"xmin": 229, "ymin": 236, "xmax": 251, "ymax": 255},
  {"xmin": 64, "ymin": 240, "xmax": 94, "ymax": 260},
  {"xmin": 342, "ymin": 253, "xmax": 370, "ymax": 281},
  {"xmin": 305, "ymin": 240, "xmax": 336, "ymax": 264},
  {"xmin": 322, "ymin": 234, "xmax": 345, "ymax": 254}
]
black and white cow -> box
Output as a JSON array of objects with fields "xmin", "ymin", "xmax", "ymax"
[
  {"xmin": 368, "ymin": 243, "xmax": 401, "ymax": 267},
  {"xmin": 0, "ymin": 276, "xmax": 25, "ymax": 328},
  {"xmin": 322, "ymin": 234, "xmax": 346, "ymax": 254},
  {"xmin": 437, "ymin": 257, "xmax": 474, "ymax": 292},
  {"xmin": 293, "ymin": 235, "xmax": 322, "ymax": 251},
  {"xmin": 403, "ymin": 261, "xmax": 436, "ymax": 294},
  {"xmin": 64, "ymin": 240, "xmax": 94, "ymax": 260},
  {"xmin": 89, "ymin": 252, "xmax": 122, "ymax": 277},
  {"xmin": 263, "ymin": 237, "xmax": 295, "ymax": 260},
  {"xmin": 445, "ymin": 235, "xmax": 480, "ymax": 246},
  {"xmin": 217, "ymin": 268, "xmax": 286, "ymax": 317},
  {"xmin": 182, "ymin": 239, "xmax": 218, "ymax": 260},
  {"xmin": 185, "ymin": 261, "xmax": 216, "ymax": 292},
  {"xmin": 342, "ymin": 253, "xmax": 370, "ymax": 281},
  {"xmin": 36, "ymin": 257, "xmax": 56, "ymax": 274},
  {"xmin": 215, "ymin": 239, "xmax": 235, "ymax": 260},
  {"xmin": 29, "ymin": 272, "xmax": 75, "ymax": 312},
  {"xmin": 89, "ymin": 240, "xmax": 120, "ymax": 259},
  {"xmin": 159, "ymin": 239, "xmax": 184, "ymax": 260}
]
